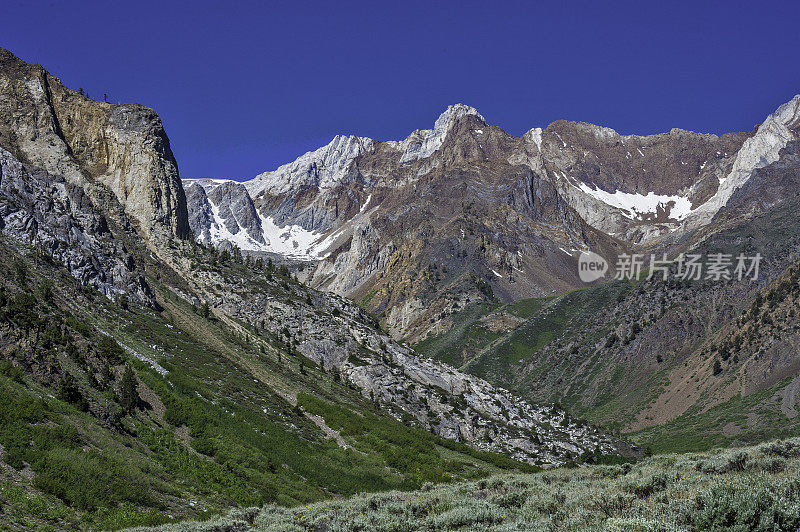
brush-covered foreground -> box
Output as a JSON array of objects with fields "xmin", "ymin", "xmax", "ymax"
[{"xmin": 130, "ymin": 437, "xmax": 800, "ymax": 531}]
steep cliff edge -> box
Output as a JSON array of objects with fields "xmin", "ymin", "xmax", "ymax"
[{"xmin": 0, "ymin": 48, "xmax": 190, "ymax": 245}]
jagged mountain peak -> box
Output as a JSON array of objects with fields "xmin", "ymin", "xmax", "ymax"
[
  {"xmin": 435, "ymin": 103, "xmax": 485, "ymax": 128},
  {"xmin": 389, "ymin": 103, "xmax": 486, "ymax": 163},
  {"xmin": 246, "ymin": 134, "xmax": 375, "ymax": 196},
  {"xmin": 767, "ymin": 94, "xmax": 800, "ymax": 134},
  {"xmin": 684, "ymin": 93, "xmax": 800, "ymax": 227},
  {"xmin": 244, "ymin": 106, "xmax": 487, "ymax": 196},
  {"xmin": 0, "ymin": 47, "xmax": 30, "ymax": 69}
]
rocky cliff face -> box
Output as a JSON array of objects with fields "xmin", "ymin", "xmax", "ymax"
[
  {"xmin": 185, "ymin": 179, "xmax": 266, "ymax": 251},
  {"xmin": 531, "ymin": 121, "xmax": 751, "ymax": 242},
  {"xmin": 0, "ymin": 147, "xmax": 153, "ymax": 303},
  {"xmin": 0, "ymin": 48, "xmax": 190, "ymax": 246},
  {"xmin": 683, "ymin": 95, "xmax": 800, "ymax": 228}
]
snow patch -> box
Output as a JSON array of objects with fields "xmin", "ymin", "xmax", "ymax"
[
  {"xmin": 25, "ymin": 79, "xmax": 44, "ymax": 101},
  {"xmin": 577, "ymin": 183, "xmax": 693, "ymax": 221},
  {"xmin": 358, "ymin": 194, "xmax": 372, "ymax": 214},
  {"xmin": 199, "ymin": 195, "xmax": 332, "ymax": 260},
  {"xmin": 258, "ymin": 213, "xmax": 329, "ymax": 259},
  {"xmin": 527, "ymin": 127, "xmax": 543, "ymax": 151}
]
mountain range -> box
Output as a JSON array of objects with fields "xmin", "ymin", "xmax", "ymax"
[
  {"xmin": 183, "ymin": 79, "xmax": 800, "ymax": 467},
  {"xmin": 2, "ymin": 45, "xmax": 800, "ymax": 530},
  {"xmin": 185, "ymin": 95, "xmax": 800, "ymax": 341}
]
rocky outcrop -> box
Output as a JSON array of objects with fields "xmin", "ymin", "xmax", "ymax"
[
  {"xmin": 685, "ymin": 95, "xmax": 800, "ymax": 227},
  {"xmin": 178, "ymin": 252, "xmax": 621, "ymax": 466},
  {"xmin": 184, "ymin": 180, "xmax": 214, "ymax": 243},
  {"xmin": 248, "ymin": 134, "xmax": 375, "ymax": 197},
  {"xmin": 386, "ymin": 103, "xmax": 485, "ymax": 163},
  {"xmin": 185, "ymin": 179, "xmax": 265, "ymax": 248},
  {"xmin": 0, "ymin": 48, "xmax": 190, "ymax": 246},
  {"xmin": 713, "ymin": 139, "xmax": 800, "ymax": 222},
  {"xmin": 310, "ymin": 219, "xmax": 396, "ymax": 294},
  {"xmin": 0, "ymin": 147, "xmax": 153, "ymax": 302}
]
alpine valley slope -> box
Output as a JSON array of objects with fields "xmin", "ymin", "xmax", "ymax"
[
  {"xmin": 186, "ymin": 89, "xmax": 800, "ymax": 457},
  {"xmin": 417, "ymin": 137, "xmax": 800, "ymax": 453},
  {"xmin": 187, "ymin": 95, "xmax": 800, "ymax": 342},
  {"xmin": 0, "ymin": 48, "xmax": 630, "ymax": 529}
]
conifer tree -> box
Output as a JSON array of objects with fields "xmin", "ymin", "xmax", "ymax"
[{"xmin": 119, "ymin": 365, "xmax": 139, "ymax": 413}]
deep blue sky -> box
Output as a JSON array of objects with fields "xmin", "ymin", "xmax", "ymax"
[{"xmin": 2, "ymin": 0, "xmax": 799, "ymax": 180}]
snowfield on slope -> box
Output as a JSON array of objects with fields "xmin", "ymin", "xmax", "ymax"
[{"xmin": 577, "ymin": 183, "xmax": 694, "ymax": 221}]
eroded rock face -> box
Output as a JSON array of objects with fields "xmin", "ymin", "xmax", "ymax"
[
  {"xmin": 714, "ymin": 139, "xmax": 800, "ymax": 222},
  {"xmin": 686, "ymin": 95, "xmax": 800, "ymax": 227},
  {"xmin": 248, "ymin": 134, "xmax": 375, "ymax": 197},
  {"xmin": 0, "ymin": 147, "xmax": 153, "ymax": 302},
  {"xmin": 532, "ymin": 121, "xmax": 751, "ymax": 241},
  {"xmin": 0, "ymin": 48, "xmax": 190, "ymax": 246},
  {"xmin": 185, "ymin": 179, "xmax": 264, "ymax": 248},
  {"xmin": 184, "ymin": 181, "xmax": 214, "ymax": 244}
]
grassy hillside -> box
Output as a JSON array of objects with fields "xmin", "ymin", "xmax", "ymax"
[
  {"xmin": 416, "ymin": 282, "xmax": 800, "ymax": 454},
  {"xmin": 0, "ymin": 241, "xmax": 535, "ymax": 531},
  {"xmin": 131, "ymin": 437, "xmax": 800, "ymax": 531},
  {"xmin": 415, "ymin": 283, "xmax": 629, "ymax": 383}
]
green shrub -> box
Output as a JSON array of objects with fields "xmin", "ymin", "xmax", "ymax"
[
  {"xmin": 33, "ymin": 447, "xmax": 155, "ymax": 511},
  {"xmin": 65, "ymin": 315, "xmax": 92, "ymax": 337},
  {"xmin": 97, "ymin": 335, "xmax": 125, "ymax": 364},
  {"xmin": 692, "ymin": 481, "xmax": 800, "ymax": 531},
  {"xmin": 0, "ymin": 360, "xmax": 24, "ymax": 382}
]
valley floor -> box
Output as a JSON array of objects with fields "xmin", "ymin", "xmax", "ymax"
[{"xmin": 130, "ymin": 437, "xmax": 800, "ymax": 531}]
